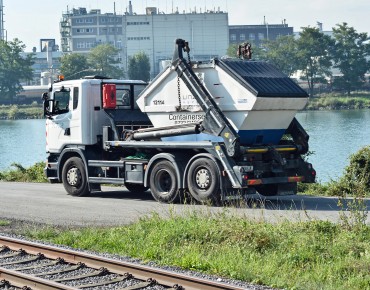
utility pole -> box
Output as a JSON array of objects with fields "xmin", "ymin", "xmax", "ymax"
[{"xmin": 0, "ymin": 0, "xmax": 4, "ymax": 41}]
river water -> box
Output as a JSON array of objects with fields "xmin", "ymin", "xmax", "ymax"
[
  {"xmin": 0, "ymin": 110, "xmax": 369, "ymax": 183},
  {"xmin": 0, "ymin": 119, "xmax": 46, "ymax": 171},
  {"xmin": 296, "ymin": 110, "xmax": 370, "ymax": 182}
]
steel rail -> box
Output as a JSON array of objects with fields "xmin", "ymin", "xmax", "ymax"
[{"xmin": 0, "ymin": 235, "xmax": 245, "ymax": 290}]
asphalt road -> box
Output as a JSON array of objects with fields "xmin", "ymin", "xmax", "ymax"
[{"xmin": 1, "ymin": 182, "xmax": 369, "ymax": 227}]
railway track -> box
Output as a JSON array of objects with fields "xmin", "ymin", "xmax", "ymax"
[{"xmin": 0, "ymin": 236, "xmax": 246, "ymax": 290}]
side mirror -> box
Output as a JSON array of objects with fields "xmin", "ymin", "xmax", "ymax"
[
  {"xmin": 42, "ymin": 92, "xmax": 48, "ymax": 101},
  {"xmin": 42, "ymin": 93, "xmax": 51, "ymax": 117}
]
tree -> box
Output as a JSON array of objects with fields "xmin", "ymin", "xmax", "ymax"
[
  {"xmin": 59, "ymin": 53, "xmax": 90, "ymax": 80},
  {"xmin": 296, "ymin": 27, "xmax": 334, "ymax": 97},
  {"xmin": 331, "ymin": 23, "xmax": 370, "ymax": 95},
  {"xmin": 88, "ymin": 44, "xmax": 123, "ymax": 78},
  {"xmin": 259, "ymin": 35, "xmax": 300, "ymax": 77},
  {"xmin": 128, "ymin": 51, "xmax": 150, "ymax": 82},
  {"xmin": 226, "ymin": 43, "xmax": 239, "ymax": 58},
  {"xmin": 0, "ymin": 39, "xmax": 34, "ymax": 102}
]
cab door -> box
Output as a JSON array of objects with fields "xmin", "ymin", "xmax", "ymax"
[{"xmin": 46, "ymin": 85, "xmax": 73, "ymax": 153}]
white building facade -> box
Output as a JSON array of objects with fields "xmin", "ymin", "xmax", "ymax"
[{"xmin": 60, "ymin": 6, "xmax": 229, "ymax": 78}]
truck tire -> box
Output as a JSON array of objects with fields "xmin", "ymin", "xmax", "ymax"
[
  {"xmin": 62, "ymin": 157, "xmax": 90, "ymax": 197},
  {"xmin": 149, "ymin": 160, "xmax": 178, "ymax": 203},
  {"xmin": 186, "ymin": 157, "xmax": 220, "ymax": 203},
  {"xmin": 125, "ymin": 183, "xmax": 149, "ymax": 193}
]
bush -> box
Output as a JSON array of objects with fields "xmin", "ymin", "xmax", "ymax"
[
  {"xmin": 339, "ymin": 146, "xmax": 370, "ymax": 196},
  {"xmin": 300, "ymin": 146, "xmax": 370, "ymax": 198},
  {"xmin": 7, "ymin": 105, "xmax": 19, "ymax": 119},
  {"xmin": 0, "ymin": 162, "xmax": 47, "ymax": 182}
]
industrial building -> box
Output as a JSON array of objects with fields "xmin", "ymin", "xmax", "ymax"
[
  {"xmin": 60, "ymin": 2, "xmax": 229, "ymax": 77},
  {"xmin": 229, "ymin": 21, "xmax": 293, "ymax": 47},
  {"xmin": 20, "ymin": 39, "xmax": 62, "ymax": 86}
]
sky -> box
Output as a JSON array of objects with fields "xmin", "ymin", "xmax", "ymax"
[{"xmin": 3, "ymin": 0, "xmax": 370, "ymax": 51}]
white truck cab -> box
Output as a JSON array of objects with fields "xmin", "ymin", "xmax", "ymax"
[{"xmin": 45, "ymin": 77, "xmax": 148, "ymax": 153}]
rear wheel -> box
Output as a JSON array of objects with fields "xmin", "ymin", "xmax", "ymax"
[
  {"xmin": 186, "ymin": 158, "xmax": 220, "ymax": 203},
  {"xmin": 125, "ymin": 183, "xmax": 149, "ymax": 193},
  {"xmin": 149, "ymin": 160, "xmax": 178, "ymax": 203},
  {"xmin": 62, "ymin": 157, "xmax": 90, "ymax": 197}
]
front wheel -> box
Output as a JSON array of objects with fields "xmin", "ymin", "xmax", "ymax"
[
  {"xmin": 62, "ymin": 157, "xmax": 90, "ymax": 197},
  {"xmin": 149, "ymin": 160, "xmax": 179, "ymax": 203},
  {"xmin": 186, "ymin": 157, "xmax": 220, "ymax": 204}
]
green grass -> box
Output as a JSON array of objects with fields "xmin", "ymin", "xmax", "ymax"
[
  {"xmin": 0, "ymin": 220, "xmax": 10, "ymax": 226},
  {"xmin": 22, "ymin": 211, "xmax": 370, "ymax": 290},
  {"xmin": 0, "ymin": 162, "xmax": 47, "ymax": 182},
  {"xmin": 306, "ymin": 92, "xmax": 370, "ymax": 110}
]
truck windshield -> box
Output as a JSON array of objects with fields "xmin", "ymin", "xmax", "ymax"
[{"xmin": 52, "ymin": 90, "xmax": 70, "ymax": 114}]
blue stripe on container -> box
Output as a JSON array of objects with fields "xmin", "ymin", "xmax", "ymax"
[{"xmin": 238, "ymin": 129, "xmax": 286, "ymax": 145}]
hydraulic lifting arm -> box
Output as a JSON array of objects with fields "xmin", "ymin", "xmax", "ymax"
[
  {"xmin": 171, "ymin": 39, "xmax": 240, "ymax": 157},
  {"xmin": 286, "ymin": 117, "xmax": 309, "ymax": 154}
]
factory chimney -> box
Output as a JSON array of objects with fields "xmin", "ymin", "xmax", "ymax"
[{"xmin": 129, "ymin": 1, "xmax": 133, "ymax": 15}]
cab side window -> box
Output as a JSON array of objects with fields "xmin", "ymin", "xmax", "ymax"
[
  {"xmin": 73, "ymin": 87, "xmax": 79, "ymax": 110},
  {"xmin": 53, "ymin": 88, "xmax": 70, "ymax": 114}
]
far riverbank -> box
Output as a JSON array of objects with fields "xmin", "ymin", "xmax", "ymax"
[
  {"xmin": 1, "ymin": 93, "xmax": 370, "ymax": 119},
  {"xmin": 304, "ymin": 92, "xmax": 370, "ymax": 110},
  {"xmin": 0, "ymin": 104, "xmax": 43, "ymax": 120}
]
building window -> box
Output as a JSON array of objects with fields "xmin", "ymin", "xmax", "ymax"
[
  {"xmin": 86, "ymin": 42, "xmax": 94, "ymax": 48},
  {"xmin": 230, "ymin": 34, "xmax": 236, "ymax": 41},
  {"xmin": 249, "ymin": 33, "xmax": 255, "ymax": 40},
  {"xmin": 76, "ymin": 28, "xmax": 84, "ymax": 33},
  {"xmin": 108, "ymin": 18, "xmax": 119, "ymax": 23},
  {"xmin": 258, "ymin": 33, "xmax": 264, "ymax": 40},
  {"xmin": 85, "ymin": 28, "xmax": 93, "ymax": 33},
  {"xmin": 85, "ymin": 18, "xmax": 93, "ymax": 23},
  {"xmin": 76, "ymin": 42, "xmax": 85, "ymax": 48},
  {"xmin": 127, "ymin": 36, "xmax": 150, "ymax": 40},
  {"xmin": 75, "ymin": 19, "xmax": 84, "ymax": 24},
  {"xmin": 240, "ymin": 33, "xmax": 245, "ymax": 41},
  {"xmin": 127, "ymin": 21, "xmax": 150, "ymax": 25}
]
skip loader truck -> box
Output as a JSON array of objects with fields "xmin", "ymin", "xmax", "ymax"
[{"xmin": 43, "ymin": 39, "xmax": 316, "ymax": 203}]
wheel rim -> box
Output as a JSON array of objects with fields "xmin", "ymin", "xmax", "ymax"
[
  {"xmin": 66, "ymin": 166, "xmax": 81, "ymax": 186},
  {"xmin": 195, "ymin": 168, "xmax": 210, "ymax": 189},
  {"xmin": 155, "ymin": 169, "xmax": 172, "ymax": 195}
]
